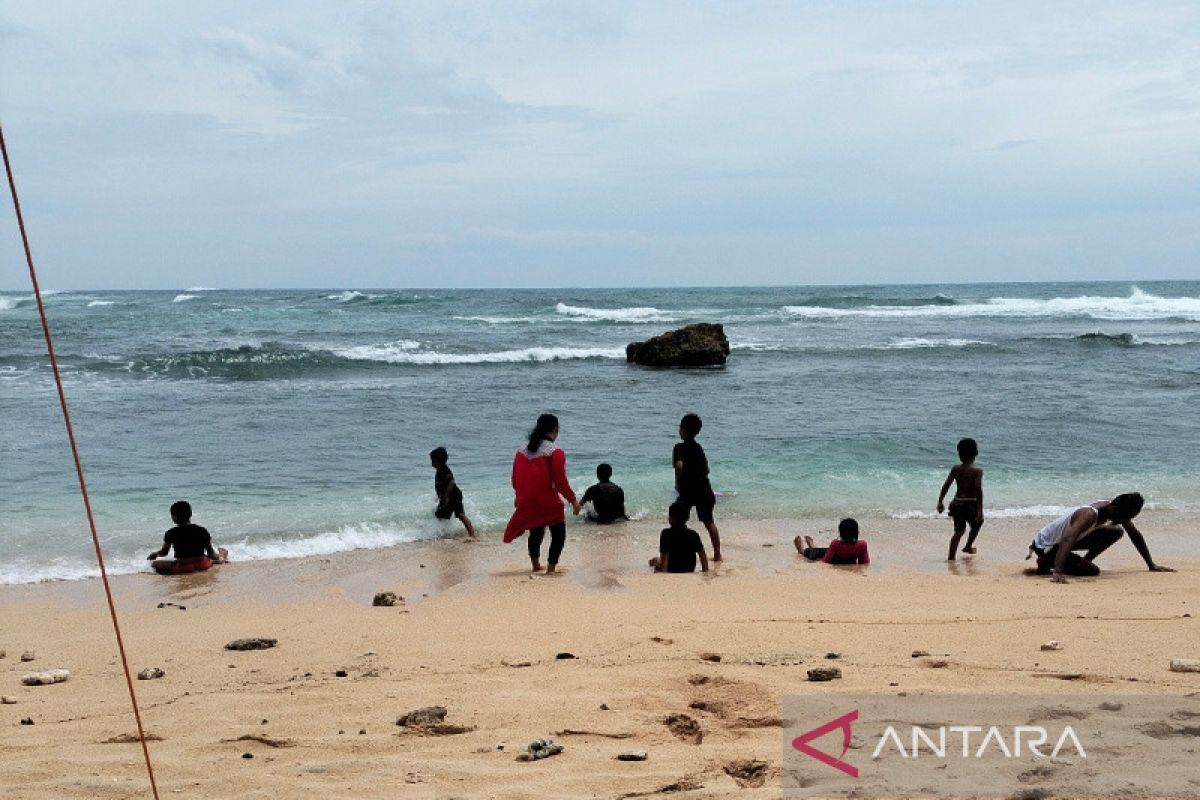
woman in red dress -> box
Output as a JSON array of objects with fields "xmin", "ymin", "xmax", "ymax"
[{"xmin": 504, "ymin": 413, "xmax": 581, "ymax": 573}]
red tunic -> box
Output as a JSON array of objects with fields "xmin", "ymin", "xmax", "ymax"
[{"xmin": 503, "ymin": 443, "xmax": 577, "ymax": 543}]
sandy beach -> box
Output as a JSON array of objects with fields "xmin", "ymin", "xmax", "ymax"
[{"xmin": 2, "ymin": 515, "xmax": 1198, "ymax": 799}]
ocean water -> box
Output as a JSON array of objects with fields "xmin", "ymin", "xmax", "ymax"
[{"xmin": 2, "ymin": 282, "xmax": 1198, "ymax": 584}]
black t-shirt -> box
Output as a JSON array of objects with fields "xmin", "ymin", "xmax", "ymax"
[
  {"xmin": 164, "ymin": 523, "xmax": 212, "ymax": 559},
  {"xmin": 435, "ymin": 466, "xmax": 461, "ymax": 502},
  {"xmin": 672, "ymin": 440, "xmax": 712, "ymax": 495},
  {"xmin": 658, "ymin": 525, "xmax": 704, "ymax": 573},
  {"xmin": 582, "ymin": 481, "xmax": 626, "ymax": 523}
]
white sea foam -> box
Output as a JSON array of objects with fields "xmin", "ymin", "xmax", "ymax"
[
  {"xmin": 454, "ymin": 315, "xmax": 543, "ymax": 324},
  {"xmin": 230, "ymin": 523, "xmax": 429, "ymax": 561},
  {"xmin": 876, "ymin": 337, "xmax": 995, "ymax": 350},
  {"xmin": 185, "ymin": 286, "xmax": 219, "ymax": 292},
  {"xmin": 327, "ymin": 290, "xmax": 376, "ymax": 303},
  {"xmin": 555, "ymin": 302, "xmax": 676, "ymax": 323},
  {"xmin": 334, "ymin": 342, "xmax": 624, "ymax": 365},
  {"xmin": 87, "ymin": 300, "xmax": 116, "ymax": 307},
  {"xmin": 784, "ymin": 288, "xmax": 1200, "ymax": 322},
  {"xmin": 172, "ymin": 294, "xmax": 198, "ymax": 303},
  {"xmin": 891, "ymin": 505, "xmax": 1075, "ymax": 520},
  {"xmin": 0, "ymin": 296, "xmax": 23, "ymax": 311}
]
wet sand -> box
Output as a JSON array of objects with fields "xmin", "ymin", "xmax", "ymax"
[{"xmin": 1, "ymin": 514, "xmax": 1198, "ymax": 799}]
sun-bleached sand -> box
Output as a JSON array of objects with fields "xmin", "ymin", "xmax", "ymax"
[{"xmin": 2, "ymin": 515, "xmax": 1197, "ymax": 799}]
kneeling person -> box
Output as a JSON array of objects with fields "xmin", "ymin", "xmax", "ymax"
[
  {"xmin": 1031, "ymin": 492, "xmax": 1173, "ymax": 583},
  {"xmin": 650, "ymin": 502, "xmax": 709, "ymax": 573},
  {"xmin": 581, "ymin": 463, "xmax": 627, "ymax": 524},
  {"xmin": 147, "ymin": 501, "xmax": 226, "ymax": 574}
]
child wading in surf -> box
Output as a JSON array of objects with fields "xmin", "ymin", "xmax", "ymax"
[
  {"xmin": 936, "ymin": 437, "xmax": 984, "ymax": 560},
  {"xmin": 503, "ymin": 414, "xmax": 581, "ymax": 573},
  {"xmin": 673, "ymin": 413, "xmax": 722, "ymax": 561},
  {"xmin": 430, "ymin": 446, "xmax": 476, "ymax": 538}
]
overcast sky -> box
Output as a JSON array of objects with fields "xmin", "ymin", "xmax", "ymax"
[{"xmin": 2, "ymin": 1, "xmax": 1198, "ymax": 289}]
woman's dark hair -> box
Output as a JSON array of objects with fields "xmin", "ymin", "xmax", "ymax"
[
  {"xmin": 957, "ymin": 438, "xmax": 978, "ymax": 461},
  {"xmin": 1110, "ymin": 492, "xmax": 1144, "ymax": 520},
  {"xmin": 837, "ymin": 518, "xmax": 859, "ymax": 543},
  {"xmin": 527, "ymin": 413, "xmax": 559, "ymax": 452}
]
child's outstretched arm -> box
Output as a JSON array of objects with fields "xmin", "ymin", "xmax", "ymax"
[
  {"xmin": 146, "ymin": 538, "xmax": 170, "ymax": 561},
  {"xmin": 936, "ymin": 466, "xmax": 958, "ymax": 513}
]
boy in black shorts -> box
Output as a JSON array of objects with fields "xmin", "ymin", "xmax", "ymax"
[
  {"xmin": 935, "ymin": 437, "xmax": 984, "ymax": 560},
  {"xmin": 431, "ymin": 447, "xmax": 476, "ymax": 539},
  {"xmin": 673, "ymin": 413, "xmax": 722, "ymax": 561}
]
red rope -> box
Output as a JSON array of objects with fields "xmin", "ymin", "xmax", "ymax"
[{"xmin": 1, "ymin": 123, "xmax": 162, "ymax": 800}]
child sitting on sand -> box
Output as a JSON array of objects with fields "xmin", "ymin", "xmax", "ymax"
[
  {"xmin": 650, "ymin": 502, "xmax": 709, "ymax": 573},
  {"xmin": 936, "ymin": 437, "xmax": 984, "ymax": 560},
  {"xmin": 793, "ymin": 518, "xmax": 870, "ymax": 565},
  {"xmin": 430, "ymin": 446, "xmax": 476, "ymax": 538},
  {"xmin": 146, "ymin": 501, "xmax": 227, "ymax": 574}
]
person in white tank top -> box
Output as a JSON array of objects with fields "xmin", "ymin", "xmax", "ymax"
[{"xmin": 1031, "ymin": 493, "xmax": 1174, "ymax": 583}]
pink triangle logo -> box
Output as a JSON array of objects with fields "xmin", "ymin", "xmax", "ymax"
[{"xmin": 791, "ymin": 709, "xmax": 859, "ymax": 778}]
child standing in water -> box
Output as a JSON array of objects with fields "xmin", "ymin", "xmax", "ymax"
[
  {"xmin": 503, "ymin": 414, "xmax": 581, "ymax": 573},
  {"xmin": 430, "ymin": 447, "xmax": 476, "ymax": 539},
  {"xmin": 673, "ymin": 413, "xmax": 722, "ymax": 561},
  {"xmin": 936, "ymin": 437, "xmax": 984, "ymax": 560}
]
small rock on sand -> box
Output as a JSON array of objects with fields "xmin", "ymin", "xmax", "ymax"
[
  {"xmin": 807, "ymin": 666, "xmax": 842, "ymax": 682},
  {"xmin": 911, "ymin": 650, "xmax": 930, "ymax": 658},
  {"xmin": 1169, "ymin": 659, "xmax": 1200, "ymax": 673},
  {"xmin": 521, "ymin": 738, "xmax": 563, "ymax": 761},
  {"xmin": 825, "ymin": 652, "xmax": 842, "ymax": 660},
  {"xmin": 20, "ymin": 651, "xmax": 35, "ymax": 662},
  {"xmin": 1041, "ymin": 641, "xmax": 1063, "ymax": 652},
  {"xmin": 21, "ymin": 669, "xmax": 69, "ymax": 686},
  {"xmin": 1, "ymin": 696, "xmax": 16, "ymax": 704},
  {"xmin": 1099, "ymin": 701, "xmax": 1124, "ymax": 711},
  {"xmin": 555, "ymin": 652, "xmax": 577, "ymax": 660},
  {"xmin": 20, "ymin": 717, "xmax": 34, "ymax": 725},
  {"xmin": 372, "ymin": 591, "xmax": 402, "ymax": 607},
  {"xmin": 617, "ymin": 750, "xmax": 648, "ymax": 761},
  {"xmin": 397, "ymin": 706, "xmax": 448, "ymax": 727},
  {"xmin": 137, "ymin": 668, "xmax": 165, "ymax": 681},
  {"xmin": 225, "ymin": 638, "xmax": 277, "ymax": 651},
  {"xmin": 699, "ymin": 653, "xmax": 722, "ymax": 663}
]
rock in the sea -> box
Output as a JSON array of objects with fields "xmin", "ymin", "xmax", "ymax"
[
  {"xmin": 626, "ymin": 323, "xmax": 730, "ymax": 368},
  {"xmin": 372, "ymin": 591, "xmax": 402, "ymax": 607},
  {"xmin": 397, "ymin": 706, "xmax": 448, "ymax": 727},
  {"xmin": 21, "ymin": 669, "xmax": 69, "ymax": 686},
  {"xmin": 807, "ymin": 666, "xmax": 842, "ymax": 682},
  {"xmin": 137, "ymin": 667, "xmax": 165, "ymax": 681},
  {"xmin": 617, "ymin": 750, "xmax": 648, "ymax": 761},
  {"xmin": 1040, "ymin": 641, "xmax": 1063, "ymax": 652},
  {"xmin": 225, "ymin": 638, "xmax": 277, "ymax": 651},
  {"xmin": 20, "ymin": 651, "xmax": 35, "ymax": 662},
  {"xmin": 1169, "ymin": 658, "xmax": 1200, "ymax": 673}
]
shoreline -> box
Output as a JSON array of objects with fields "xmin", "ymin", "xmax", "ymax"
[{"xmin": 2, "ymin": 534, "xmax": 1196, "ymax": 798}]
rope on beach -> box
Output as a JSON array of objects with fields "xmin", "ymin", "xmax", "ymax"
[{"xmin": 2, "ymin": 123, "xmax": 162, "ymax": 800}]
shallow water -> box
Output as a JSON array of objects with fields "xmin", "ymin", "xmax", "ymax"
[{"xmin": 2, "ymin": 281, "xmax": 1198, "ymax": 583}]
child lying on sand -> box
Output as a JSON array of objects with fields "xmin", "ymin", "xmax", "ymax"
[{"xmin": 793, "ymin": 518, "xmax": 870, "ymax": 565}]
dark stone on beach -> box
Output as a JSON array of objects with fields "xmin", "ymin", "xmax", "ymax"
[
  {"xmin": 397, "ymin": 706, "xmax": 448, "ymax": 727},
  {"xmin": 21, "ymin": 717, "xmax": 34, "ymax": 725},
  {"xmin": 20, "ymin": 651, "xmax": 35, "ymax": 662},
  {"xmin": 911, "ymin": 650, "xmax": 930, "ymax": 658},
  {"xmin": 156, "ymin": 602, "xmax": 186, "ymax": 610},
  {"xmin": 225, "ymin": 638, "xmax": 277, "ymax": 651},
  {"xmin": 556, "ymin": 652, "xmax": 577, "ymax": 660},
  {"xmin": 807, "ymin": 666, "xmax": 842, "ymax": 682},
  {"xmin": 372, "ymin": 591, "xmax": 402, "ymax": 607},
  {"xmin": 335, "ymin": 670, "xmax": 348, "ymax": 678},
  {"xmin": 137, "ymin": 667, "xmax": 165, "ymax": 681},
  {"xmin": 242, "ymin": 752, "xmax": 253, "ymax": 759},
  {"xmin": 699, "ymin": 653, "xmax": 722, "ymax": 663},
  {"xmin": 1099, "ymin": 701, "xmax": 1124, "ymax": 712},
  {"xmin": 626, "ymin": 323, "xmax": 730, "ymax": 367},
  {"xmin": 617, "ymin": 750, "xmax": 648, "ymax": 761},
  {"xmin": 825, "ymin": 652, "xmax": 842, "ymax": 660},
  {"xmin": 600, "ymin": 703, "xmax": 610, "ymax": 711}
]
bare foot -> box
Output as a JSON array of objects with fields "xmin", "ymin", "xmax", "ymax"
[
  {"xmin": 531, "ymin": 561, "xmax": 543, "ymax": 573},
  {"xmin": 546, "ymin": 564, "xmax": 557, "ymax": 574},
  {"xmin": 963, "ymin": 547, "xmax": 976, "ymax": 555},
  {"xmin": 804, "ymin": 535, "xmax": 815, "ymax": 549},
  {"xmin": 712, "ymin": 551, "xmax": 722, "ymax": 563},
  {"xmin": 792, "ymin": 535, "xmax": 803, "ymax": 553}
]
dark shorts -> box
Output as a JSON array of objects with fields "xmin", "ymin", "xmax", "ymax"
[
  {"xmin": 948, "ymin": 499, "xmax": 980, "ymax": 530},
  {"xmin": 435, "ymin": 493, "xmax": 465, "ymax": 519},
  {"xmin": 679, "ymin": 489, "xmax": 716, "ymax": 524}
]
